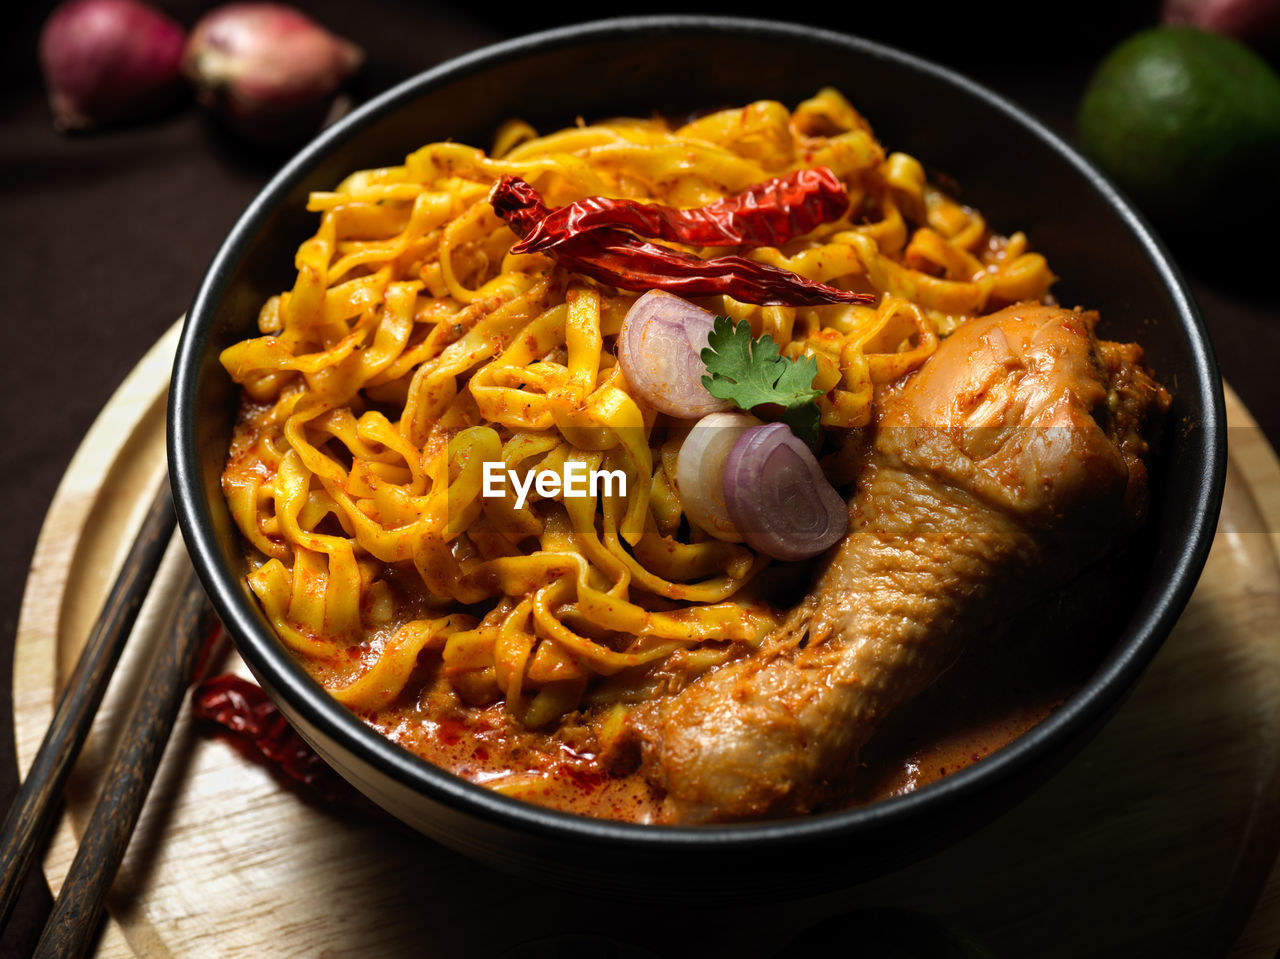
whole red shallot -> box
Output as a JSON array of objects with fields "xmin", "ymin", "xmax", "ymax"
[
  {"xmin": 38, "ymin": 0, "xmax": 186, "ymax": 131},
  {"xmin": 182, "ymin": 2, "xmax": 363, "ymax": 144},
  {"xmin": 1162, "ymin": 0, "xmax": 1280, "ymax": 45}
]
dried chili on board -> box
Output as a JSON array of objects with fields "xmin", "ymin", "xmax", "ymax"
[
  {"xmin": 192, "ymin": 673, "xmax": 354, "ymax": 804},
  {"xmin": 488, "ymin": 175, "xmax": 875, "ymax": 307},
  {"xmin": 511, "ymin": 166, "xmax": 852, "ymax": 253}
]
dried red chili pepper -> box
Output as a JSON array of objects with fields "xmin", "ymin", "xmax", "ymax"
[
  {"xmin": 192, "ymin": 673, "xmax": 353, "ymax": 803},
  {"xmin": 489, "ymin": 175, "xmax": 875, "ymax": 308},
  {"xmin": 511, "ymin": 166, "xmax": 851, "ymax": 253}
]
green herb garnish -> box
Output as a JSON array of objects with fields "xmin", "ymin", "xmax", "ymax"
[{"xmin": 700, "ymin": 315, "xmax": 823, "ymax": 448}]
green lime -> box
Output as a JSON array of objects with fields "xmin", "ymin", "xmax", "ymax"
[{"xmin": 1076, "ymin": 26, "xmax": 1280, "ymax": 229}]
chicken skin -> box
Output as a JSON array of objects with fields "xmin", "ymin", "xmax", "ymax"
[{"xmin": 642, "ymin": 303, "xmax": 1169, "ymax": 822}]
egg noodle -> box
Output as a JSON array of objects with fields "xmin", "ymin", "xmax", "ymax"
[{"xmin": 220, "ymin": 88, "xmax": 1057, "ymax": 728}]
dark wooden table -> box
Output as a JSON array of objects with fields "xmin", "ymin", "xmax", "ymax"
[{"xmin": 1, "ymin": 2, "xmax": 1276, "ymax": 956}]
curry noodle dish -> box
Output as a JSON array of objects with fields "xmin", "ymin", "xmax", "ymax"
[{"xmin": 219, "ymin": 89, "xmax": 1170, "ymax": 823}]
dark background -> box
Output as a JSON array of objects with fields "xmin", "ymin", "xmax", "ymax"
[{"xmin": 1, "ymin": 1, "xmax": 1277, "ymax": 955}]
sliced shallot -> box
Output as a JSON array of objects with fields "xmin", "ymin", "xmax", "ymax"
[
  {"xmin": 676, "ymin": 411, "xmax": 763, "ymax": 541},
  {"xmin": 617, "ymin": 290, "xmax": 733, "ymax": 418},
  {"xmin": 723, "ymin": 423, "xmax": 848, "ymax": 562}
]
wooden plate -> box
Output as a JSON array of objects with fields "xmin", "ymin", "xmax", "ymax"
[{"xmin": 15, "ymin": 324, "xmax": 1280, "ymax": 958}]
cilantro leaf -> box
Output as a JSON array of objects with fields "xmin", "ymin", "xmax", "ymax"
[{"xmin": 700, "ymin": 316, "xmax": 824, "ymax": 447}]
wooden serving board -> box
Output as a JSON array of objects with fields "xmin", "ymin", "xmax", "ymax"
[{"xmin": 14, "ymin": 323, "xmax": 1280, "ymax": 958}]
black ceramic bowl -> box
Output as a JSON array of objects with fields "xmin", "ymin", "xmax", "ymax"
[{"xmin": 168, "ymin": 15, "xmax": 1225, "ymax": 898}]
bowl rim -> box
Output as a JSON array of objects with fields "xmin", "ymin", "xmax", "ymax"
[{"xmin": 168, "ymin": 13, "xmax": 1226, "ymax": 850}]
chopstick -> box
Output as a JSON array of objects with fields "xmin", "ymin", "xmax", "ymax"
[
  {"xmin": 0, "ymin": 477, "xmax": 176, "ymax": 931},
  {"xmin": 32, "ymin": 567, "xmax": 216, "ymax": 959}
]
